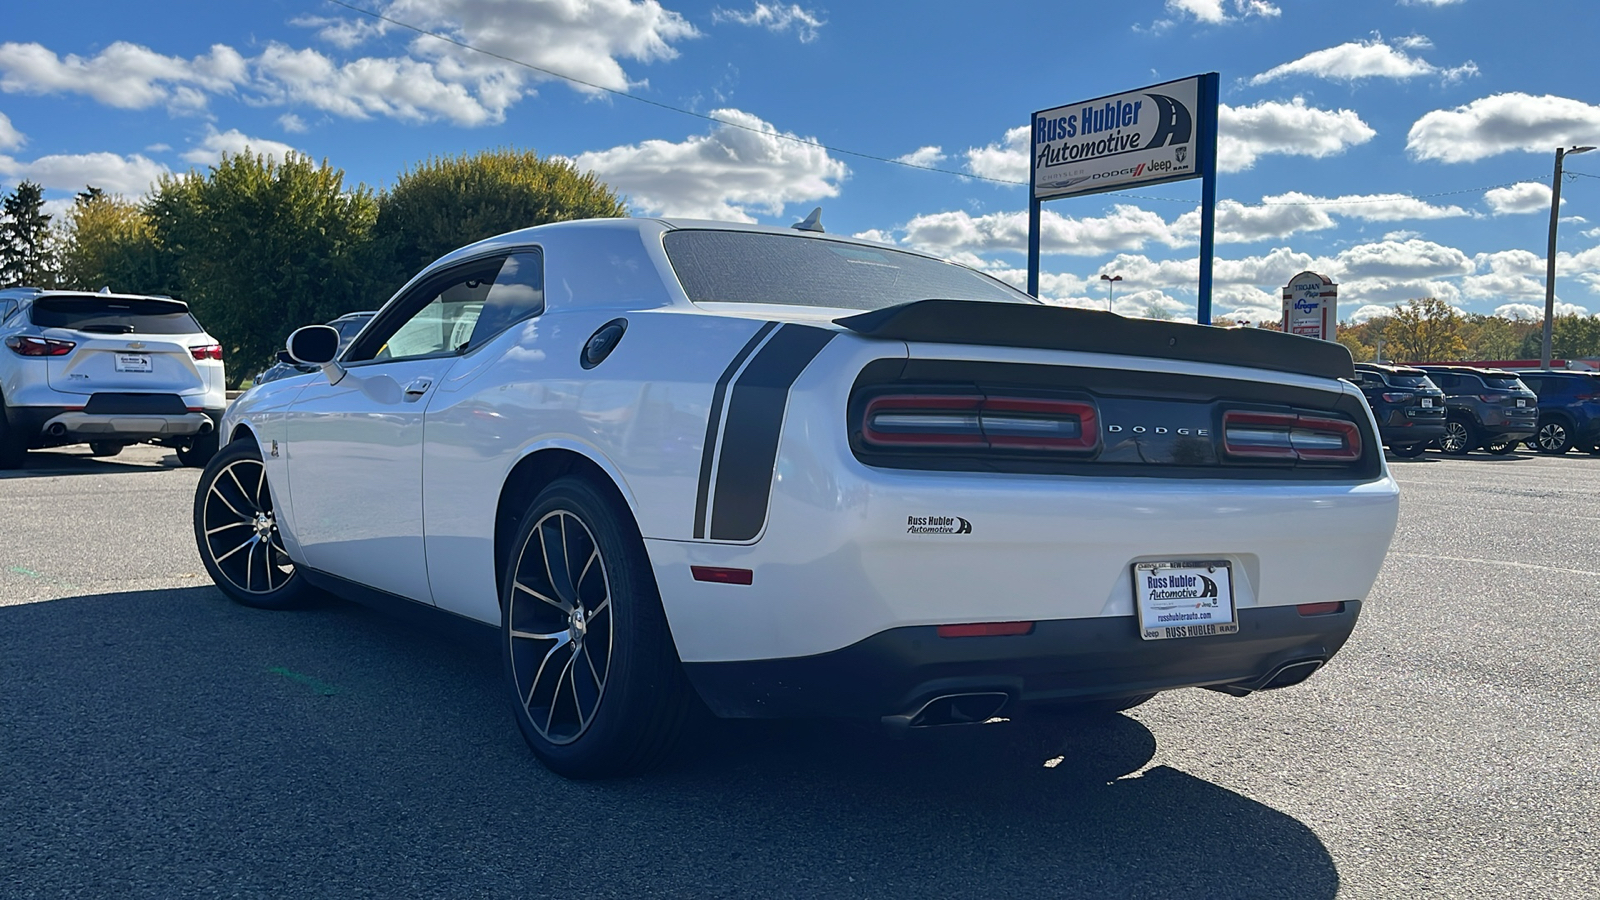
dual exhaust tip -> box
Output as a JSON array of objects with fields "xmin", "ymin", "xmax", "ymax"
[{"xmin": 45, "ymin": 419, "xmax": 212, "ymax": 439}]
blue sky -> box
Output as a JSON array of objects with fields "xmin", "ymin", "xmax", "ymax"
[{"xmin": 3, "ymin": 0, "xmax": 1599, "ymax": 323}]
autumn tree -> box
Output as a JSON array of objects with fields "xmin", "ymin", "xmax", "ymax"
[
  {"xmin": 58, "ymin": 188, "xmax": 166, "ymax": 293},
  {"xmin": 1379, "ymin": 297, "xmax": 1467, "ymax": 363},
  {"xmin": 369, "ymin": 148, "xmax": 627, "ymax": 297}
]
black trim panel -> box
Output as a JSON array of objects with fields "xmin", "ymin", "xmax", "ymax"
[
  {"xmin": 684, "ymin": 602, "xmax": 1361, "ymax": 719},
  {"xmin": 83, "ymin": 392, "xmax": 189, "ymax": 415},
  {"xmin": 299, "ymin": 567, "xmax": 498, "ymax": 650},
  {"xmin": 836, "ymin": 299, "xmax": 1354, "ymax": 381},
  {"xmin": 709, "ymin": 324, "xmax": 835, "ymax": 541},
  {"xmin": 694, "ymin": 321, "xmax": 777, "ymax": 538}
]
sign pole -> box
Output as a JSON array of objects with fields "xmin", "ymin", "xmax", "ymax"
[
  {"xmin": 1027, "ymin": 197, "xmax": 1041, "ymax": 298},
  {"xmin": 1196, "ymin": 73, "xmax": 1219, "ymax": 326}
]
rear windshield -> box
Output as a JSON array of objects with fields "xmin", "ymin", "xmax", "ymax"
[
  {"xmin": 663, "ymin": 230, "xmax": 1034, "ymax": 311},
  {"xmin": 1387, "ymin": 374, "xmax": 1433, "ymax": 388},
  {"xmin": 1484, "ymin": 376, "xmax": 1526, "ymax": 390},
  {"xmin": 31, "ymin": 296, "xmax": 202, "ymax": 335}
]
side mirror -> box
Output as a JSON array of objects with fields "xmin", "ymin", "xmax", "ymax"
[{"xmin": 286, "ymin": 325, "xmax": 345, "ymax": 385}]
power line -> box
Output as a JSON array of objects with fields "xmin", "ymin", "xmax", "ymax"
[{"xmin": 319, "ymin": 1, "xmax": 1561, "ymax": 214}]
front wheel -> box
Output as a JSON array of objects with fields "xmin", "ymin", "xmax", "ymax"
[
  {"xmin": 1439, "ymin": 419, "xmax": 1476, "ymax": 456},
  {"xmin": 193, "ymin": 440, "xmax": 309, "ymax": 609},
  {"xmin": 1535, "ymin": 419, "xmax": 1573, "ymax": 455},
  {"xmin": 1389, "ymin": 443, "xmax": 1428, "ymax": 458},
  {"xmin": 502, "ymin": 477, "xmax": 693, "ymax": 779}
]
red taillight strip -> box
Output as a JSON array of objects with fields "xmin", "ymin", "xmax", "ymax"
[
  {"xmin": 863, "ymin": 393, "xmax": 1098, "ymax": 453},
  {"xmin": 937, "ymin": 621, "xmax": 1035, "ymax": 638},
  {"xmin": 690, "ymin": 566, "xmax": 754, "ymax": 585},
  {"xmin": 1223, "ymin": 410, "xmax": 1361, "ymax": 463},
  {"xmin": 5, "ymin": 335, "xmax": 76, "ymax": 357},
  {"xmin": 190, "ymin": 344, "xmax": 223, "ymax": 361}
]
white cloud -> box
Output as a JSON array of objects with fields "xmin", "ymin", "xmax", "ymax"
[
  {"xmin": 1462, "ymin": 249, "xmax": 1545, "ymax": 299},
  {"xmin": 277, "ymin": 113, "xmax": 308, "ymax": 133},
  {"xmin": 712, "ymin": 4, "xmax": 826, "ymax": 42},
  {"xmin": 0, "ymin": 41, "xmax": 246, "ymax": 111},
  {"xmin": 1218, "ymin": 98, "xmax": 1376, "ymax": 172},
  {"xmin": 1385, "ymin": 230, "xmax": 1422, "ymax": 241},
  {"xmin": 1347, "ymin": 304, "xmax": 1395, "ymax": 323},
  {"xmin": 900, "ymin": 206, "xmax": 1184, "ymax": 258},
  {"xmin": 1161, "ymin": 0, "xmax": 1281, "ymax": 25},
  {"xmin": 0, "ymin": 151, "xmax": 167, "ymax": 194},
  {"xmin": 1586, "ymin": 227, "xmax": 1600, "ymax": 239},
  {"xmin": 1408, "ymin": 93, "xmax": 1600, "ymax": 163},
  {"xmin": 964, "ymin": 125, "xmax": 1029, "ymax": 183},
  {"xmin": 181, "ymin": 127, "xmax": 300, "ymax": 166},
  {"xmin": 1494, "ymin": 302, "xmax": 1589, "ymax": 319},
  {"xmin": 1250, "ymin": 37, "xmax": 1477, "ymax": 85},
  {"xmin": 0, "ymin": 111, "xmax": 21, "ymax": 150},
  {"xmin": 1400, "ymin": 0, "xmax": 1467, "ymax": 6},
  {"xmin": 252, "ymin": 43, "xmax": 519, "ymax": 127},
  {"xmin": 1332, "ymin": 239, "xmax": 1474, "ymax": 281},
  {"xmin": 1170, "ymin": 192, "xmax": 1469, "ymax": 243},
  {"xmin": 569, "ymin": 108, "xmax": 847, "ymax": 221},
  {"xmin": 851, "ymin": 229, "xmax": 898, "ymax": 246},
  {"xmin": 1484, "ymin": 182, "xmax": 1556, "ymax": 215},
  {"xmin": 896, "ymin": 146, "xmax": 946, "ymax": 168}
]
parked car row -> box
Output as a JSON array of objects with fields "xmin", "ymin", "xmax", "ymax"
[{"xmin": 1352, "ymin": 361, "xmax": 1600, "ymax": 457}]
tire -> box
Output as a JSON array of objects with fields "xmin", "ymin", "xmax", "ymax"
[
  {"xmin": 1534, "ymin": 418, "xmax": 1573, "ymax": 455},
  {"xmin": 193, "ymin": 439, "xmax": 309, "ymax": 609},
  {"xmin": 1484, "ymin": 440, "xmax": 1518, "ymax": 456},
  {"xmin": 1035, "ymin": 692, "xmax": 1158, "ymax": 718},
  {"xmin": 1439, "ymin": 419, "xmax": 1476, "ymax": 456},
  {"xmin": 88, "ymin": 441, "xmax": 124, "ymax": 457},
  {"xmin": 177, "ymin": 430, "xmax": 220, "ymax": 468},
  {"xmin": 0, "ymin": 400, "xmax": 27, "ymax": 469},
  {"xmin": 501, "ymin": 476, "xmax": 692, "ymax": 779},
  {"xmin": 1390, "ymin": 443, "xmax": 1428, "ymax": 458}
]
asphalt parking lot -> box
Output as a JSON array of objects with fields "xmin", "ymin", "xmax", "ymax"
[{"xmin": 2, "ymin": 445, "xmax": 1596, "ymax": 898}]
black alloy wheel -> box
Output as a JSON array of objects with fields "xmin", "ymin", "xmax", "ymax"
[
  {"xmin": 1484, "ymin": 440, "xmax": 1519, "ymax": 456},
  {"xmin": 1439, "ymin": 419, "xmax": 1476, "ymax": 456},
  {"xmin": 1390, "ymin": 443, "xmax": 1428, "ymax": 458},
  {"xmin": 1535, "ymin": 419, "xmax": 1573, "ymax": 455},
  {"xmin": 193, "ymin": 439, "xmax": 310, "ymax": 609},
  {"xmin": 502, "ymin": 476, "xmax": 693, "ymax": 779}
]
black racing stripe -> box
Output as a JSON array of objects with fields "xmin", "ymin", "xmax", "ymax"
[
  {"xmin": 694, "ymin": 321, "xmax": 778, "ymax": 539},
  {"xmin": 709, "ymin": 324, "xmax": 836, "ymax": 542}
]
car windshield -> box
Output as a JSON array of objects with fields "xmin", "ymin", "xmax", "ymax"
[
  {"xmin": 31, "ymin": 295, "xmax": 202, "ymax": 335},
  {"xmin": 1484, "ymin": 376, "xmax": 1526, "ymax": 390},
  {"xmin": 663, "ymin": 230, "xmax": 1035, "ymax": 311},
  {"xmin": 1387, "ymin": 374, "xmax": 1432, "ymax": 388}
]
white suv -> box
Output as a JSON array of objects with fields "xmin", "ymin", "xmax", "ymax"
[{"xmin": 0, "ymin": 288, "xmax": 227, "ymax": 467}]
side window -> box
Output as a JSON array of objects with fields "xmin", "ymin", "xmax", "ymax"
[
  {"xmin": 466, "ymin": 250, "xmax": 544, "ymax": 350},
  {"xmin": 1431, "ymin": 373, "xmax": 1456, "ymax": 391},
  {"xmin": 1522, "ymin": 376, "xmax": 1548, "ymax": 396},
  {"xmin": 346, "ymin": 259, "xmax": 505, "ymax": 363}
]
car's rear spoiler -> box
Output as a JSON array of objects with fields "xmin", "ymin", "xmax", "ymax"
[{"xmin": 834, "ymin": 299, "xmax": 1354, "ymax": 381}]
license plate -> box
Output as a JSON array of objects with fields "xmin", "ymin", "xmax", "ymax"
[
  {"xmin": 1517, "ymin": 399, "xmax": 1527, "ymax": 407},
  {"xmin": 1133, "ymin": 560, "xmax": 1238, "ymax": 641},
  {"xmin": 1420, "ymin": 398, "xmax": 1433, "ymax": 408},
  {"xmin": 114, "ymin": 353, "xmax": 152, "ymax": 373}
]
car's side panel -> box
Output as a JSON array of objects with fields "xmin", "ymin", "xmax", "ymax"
[
  {"xmin": 419, "ymin": 309, "xmax": 797, "ymax": 625},
  {"xmin": 217, "ymin": 376, "xmax": 310, "ymax": 559}
]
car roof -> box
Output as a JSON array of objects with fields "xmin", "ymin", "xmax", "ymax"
[
  {"xmin": 1416, "ymin": 364, "xmax": 1518, "ymax": 377},
  {"xmin": 1354, "ymin": 362, "xmax": 1430, "ymax": 376}
]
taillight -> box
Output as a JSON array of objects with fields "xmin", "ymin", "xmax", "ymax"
[
  {"xmin": 1380, "ymin": 392, "xmax": 1411, "ymax": 403},
  {"xmin": 190, "ymin": 344, "xmax": 223, "ymax": 360},
  {"xmin": 1222, "ymin": 410, "xmax": 1361, "ymax": 463},
  {"xmin": 5, "ymin": 335, "xmax": 75, "ymax": 357},
  {"xmin": 863, "ymin": 393, "xmax": 1098, "ymax": 452},
  {"xmin": 1477, "ymin": 393, "xmax": 1509, "ymax": 403}
]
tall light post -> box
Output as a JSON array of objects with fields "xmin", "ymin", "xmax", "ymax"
[
  {"xmin": 1100, "ymin": 273, "xmax": 1122, "ymax": 312},
  {"xmin": 1542, "ymin": 145, "xmax": 1595, "ymax": 370}
]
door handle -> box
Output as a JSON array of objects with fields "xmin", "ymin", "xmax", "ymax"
[{"xmin": 403, "ymin": 378, "xmax": 433, "ymax": 401}]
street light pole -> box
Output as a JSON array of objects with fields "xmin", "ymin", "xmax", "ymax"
[
  {"xmin": 1100, "ymin": 273, "xmax": 1122, "ymax": 312},
  {"xmin": 1543, "ymin": 145, "xmax": 1595, "ymax": 370}
]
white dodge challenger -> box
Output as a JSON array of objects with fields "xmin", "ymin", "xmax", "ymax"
[{"xmin": 195, "ymin": 217, "xmax": 1399, "ymax": 778}]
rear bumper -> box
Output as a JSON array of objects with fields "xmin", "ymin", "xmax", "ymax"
[
  {"xmin": 684, "ymin": 601, "xmax": 1362, "ymax": 719},
  {"xmin": 5, "ymin": 404, "xmax": 222, "ymax": 447},
  {"xmin": 1377, "ymin": 421, "xmax": 1446, "ymax": 445}
]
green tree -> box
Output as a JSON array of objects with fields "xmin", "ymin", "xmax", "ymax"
[
  {"xmin": 58, "ymin": 188, "xmax": 164, "ymax": 293},
  {"xmin": 1460, "ymin": 313, "xmax": 1536, "ymax": 361},
  {"xmin": 1519, "ymin": 315, "xmax": 1600, "ymax": 360},
  {"xmin": 1380, "ymin": 297, "xmax": 1467, "ymax": 363},
  {"xmin": 1336, "ymin": 328, "xmax": 1375, "ymax": 362},
  {"xmin": 370, "ymin": 148, "xmax": 627, "ymax": 296},
  {"xmin": 0, "ymin": 180, "xmax": 61, "ymax": 287},
  {"xmin": 146, "ymin": 151, "xmax": 379, "ymax": 385}
]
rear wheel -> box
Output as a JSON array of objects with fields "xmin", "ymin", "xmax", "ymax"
[
  {"xmin": 1439, "ymin": 419, "xmax": 1476, "ymax": 456},
  {"xmin": 1389, "ymin": 443, "xmax": 1428, "ymax": 458},
  {"xmin": 1534, "ymin": 419, "xmax": 1573, "ymax": 455},
  {"xmin": 88, "ymin": 441, "xmax": 124, "ymax": 457},
  {"xmin": 502, "ymin": 477, "xmax": 692, "ymax": 779},
  {"xmin": 193, "ymin": 440, "xmax": 309, "ymax": 609},
  {"xmin": 177, "ymin": 430, "xmax": 220, "ymax": 468},
  {"xmin": 0, "ymin": 404, "xmax": 25, "ymax": 469}
]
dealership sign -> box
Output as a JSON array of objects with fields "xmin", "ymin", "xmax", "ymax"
[
  {"xmin": 1281, "ymin": 271, "xmax": 1338, "ymax": 341},
  {"xmin": 1031, "ymin": 76, "xmax": 1204, "ymax": 201}
]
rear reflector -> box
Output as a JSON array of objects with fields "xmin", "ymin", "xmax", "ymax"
[
  {"xmin": 1296, "ymin": 602, "xmax": 1344, "ymax": 616},
  {"xmin": 864, "ymin": 393, "xmax": 1098, "ymax": 452},
  {"xmin": 936, "ymin": 621, "xmax": 1035, "ymax": 638},
  {"xmin": 691, "ymin": 566, "xmax": 753, "ymax": 585},
  {"xmin": 1222, "ymin": 410, "xmax": 1360, "ymax": 463}
]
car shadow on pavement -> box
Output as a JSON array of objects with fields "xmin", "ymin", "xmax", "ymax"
[
  {"xmin": 0, "ymin": 586, "xmax": 1339, "ymax": 900},
  {"xmin": 0, "ymin": 448, "xmax": 184, "ymax": 479}
]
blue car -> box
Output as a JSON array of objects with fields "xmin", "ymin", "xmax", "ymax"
[{"xmin": 1512, "ymin": 371, "xmax": 1600, "ymax": 455}]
